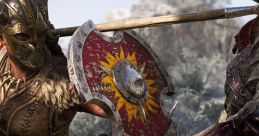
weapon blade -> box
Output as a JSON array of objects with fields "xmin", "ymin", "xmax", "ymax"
[{"xmin": 51, "ymin": 5, "xmax": 258, "ymax": 37}]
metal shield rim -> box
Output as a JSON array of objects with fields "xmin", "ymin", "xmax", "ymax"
[
  {"xmin": 67, "ymin": 20, "xmax": 175, "ymax": 135},
  {"xmin": 87, "ymin": 28, "xmax": 174, "ymax": 132},
  {"xmin": 67, "ymin": 20, "xmax": 126, "ymax": 136}
]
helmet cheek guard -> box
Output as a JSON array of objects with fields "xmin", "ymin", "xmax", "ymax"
[{"xmin": 0, "ymin": 2, "xmax": 9, "ymax": 31}]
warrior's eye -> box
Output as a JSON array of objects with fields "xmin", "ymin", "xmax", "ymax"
[{"xmin": 13, "ymin": 33, "xmax": 30, "ymax": 41}]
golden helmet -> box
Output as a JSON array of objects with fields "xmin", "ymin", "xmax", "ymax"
[{"xmin": 0, "ymin": 0, "xmax": 52, "ymax": 69}]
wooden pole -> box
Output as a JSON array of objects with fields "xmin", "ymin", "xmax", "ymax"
[{"xmin": 51, "ymin": 5, "xmax": 258, "ymax": 37}]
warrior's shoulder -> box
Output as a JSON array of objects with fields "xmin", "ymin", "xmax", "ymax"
[{"xmin": 35, "ymin": 57, "xmax": 80, "ymax": 112}]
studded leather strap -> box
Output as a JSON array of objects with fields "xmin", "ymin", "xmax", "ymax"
[{"xmin": 28, "ymin": 56, "xmax": 63, "ymax": 96}]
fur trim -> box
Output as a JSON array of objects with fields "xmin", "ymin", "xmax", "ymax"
[{"xmin": 34, "ymin": 61, "xmax": 80, "ymax": 112}]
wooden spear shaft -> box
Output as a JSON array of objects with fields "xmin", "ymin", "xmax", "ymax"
[{"xmin": 51, "ymin": 5, "xmax": 258, "ymax": 37}]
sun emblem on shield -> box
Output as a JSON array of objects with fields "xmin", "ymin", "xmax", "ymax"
[{"xmin": 99, "ymin": 47, "xmax": 159, "ymax": 123}]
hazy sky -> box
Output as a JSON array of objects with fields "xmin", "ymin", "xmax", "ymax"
[
  {"xmin": 48, "ymin": 0, "xmax": 137, "ymax": 47},
  {"xmin": 230, "ymin": 0, "xmax": 256, "ymax": 6},
  {"xmin": 48, "ymin": 0, "xmax": 137, "ymax": 28},
  {"xmin": 48, "ymin": 0, "xmax": 256, "ymax": 28},
  {"xmin": 47, "ymin": 0, "xmax": 257, "ymax": 49},
  {"xmin": 229, "ymin": 0, "xmax": 257, "ymax": 22}
]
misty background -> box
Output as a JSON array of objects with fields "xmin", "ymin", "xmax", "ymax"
[{"xmin": 48, "ymin": 0, "xmax": 257, "ymax": 135}]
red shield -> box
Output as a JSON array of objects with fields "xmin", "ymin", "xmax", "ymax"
[{"xmin": 68, "ymin": 20, "xmax": 175, "ymax": 136}]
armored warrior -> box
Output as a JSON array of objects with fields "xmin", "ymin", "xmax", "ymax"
[
  {"xmin": 0, "ymin": 0, "xmax": 109, "ymax": 135},
  {"xmin": 196, "ymin": 0, "xmax": 259, "ymax": 135}
]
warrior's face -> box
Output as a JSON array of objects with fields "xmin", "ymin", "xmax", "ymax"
[{"xmin": 0, "ymin": 0, "xmax": 51, "ymax": 70}]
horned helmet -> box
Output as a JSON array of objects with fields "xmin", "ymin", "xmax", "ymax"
[{"xmin": 0, "ymin": 0, "xmax": 51, "ymax": 70}]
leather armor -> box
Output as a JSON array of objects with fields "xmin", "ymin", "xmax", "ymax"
[
  {"xmin": 0, "ymin": 47, "xmax": 79, "ymax": 136},
  {"xmin": 222, "ymin": 17, "xmax": 259, "ymax": 135},
  {"xmin": 224, "ymin": 46, "xmax": 254, "ymax": 117},
  {"xmin": 225, "ymin": 18, "xmax": 259, "ymax": 117},
  {"xmin": 196, "ymin": 17, "xmax": 259, "ymax": 136}
]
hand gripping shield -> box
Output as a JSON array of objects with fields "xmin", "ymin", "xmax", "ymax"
[{"xmin": 68, "ymin": 20, "xmax": 175, "ymax": 136}]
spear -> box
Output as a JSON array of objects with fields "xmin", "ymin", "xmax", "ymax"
[{"xmin": 51, "ymin": 5, "xmax": 259, "ymax": 37}]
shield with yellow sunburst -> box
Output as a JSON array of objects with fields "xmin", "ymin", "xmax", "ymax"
[{"xmin": 68, "ymin": 20, "xmax": 175, "ymax": 136}]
